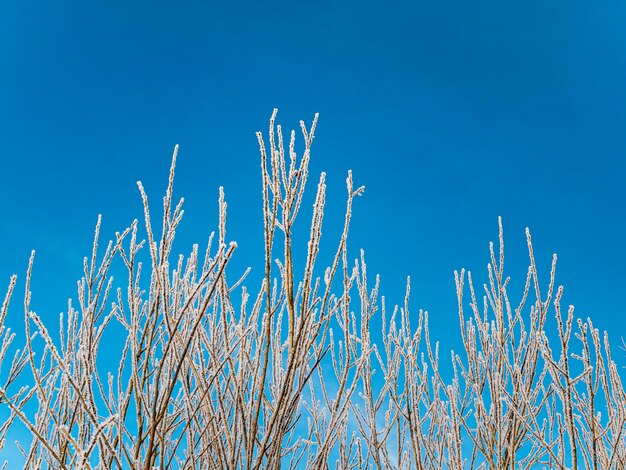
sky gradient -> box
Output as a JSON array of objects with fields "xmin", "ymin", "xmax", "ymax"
[{"xmin": 1, "ymin": 0, "xmax": 626, "ymax": 402}]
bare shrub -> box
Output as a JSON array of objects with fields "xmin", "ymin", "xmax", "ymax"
[{"xmin": 0, "ymin": 110, "xmax": 624, "ymax": 469}]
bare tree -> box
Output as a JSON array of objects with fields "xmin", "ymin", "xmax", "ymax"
[{"xmin": 0, "ymin": 110, "xmax": 624, "ymax": 469}]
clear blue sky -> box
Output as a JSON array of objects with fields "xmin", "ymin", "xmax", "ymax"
[{"xmin": 1, "ymin": 1, "xmax": 626, "ymax": 367}]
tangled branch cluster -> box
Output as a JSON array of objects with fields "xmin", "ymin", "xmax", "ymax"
[{"xmin": 0, "ymin": 111, "xmax": 624, "ymax": 469}]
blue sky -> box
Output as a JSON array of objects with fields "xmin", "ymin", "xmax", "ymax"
[{"xmin": 1, "ymin": 0, "xmax": 626, "ymax": 393}]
